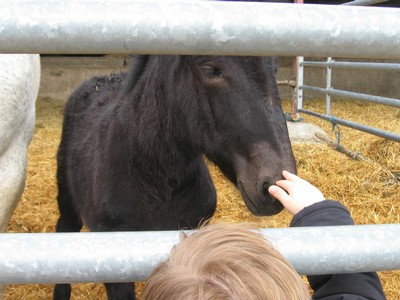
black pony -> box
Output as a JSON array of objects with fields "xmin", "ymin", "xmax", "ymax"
[{"xmin": 54, "ymin": 55, "xmax": 296, "ymax": 299}]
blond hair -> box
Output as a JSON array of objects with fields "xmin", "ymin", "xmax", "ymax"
[{"xmin": 141, "ymin": 223, "xmax": 309, "ymax": 300}]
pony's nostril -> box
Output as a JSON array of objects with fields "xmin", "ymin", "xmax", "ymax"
[
  {"xmin": 262, "ymin": 182, "xmax": 269, "ymax": 197},
  {"xmin": 258, "ymin": 177, "xmax": 275, "ymax": 203}
]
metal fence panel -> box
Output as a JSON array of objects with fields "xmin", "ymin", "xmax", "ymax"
[
  {"xmin": 1, "ymin": 1, "xmax": 400, "ymax": 58},
  {"xmin": 1, "ymin": 224, "xmax": 399, "ymax": 284}
]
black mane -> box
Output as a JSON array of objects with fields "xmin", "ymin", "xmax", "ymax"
[{"xmin": 121, "ymin": 55, "xmax": 150, "ymax": 96}]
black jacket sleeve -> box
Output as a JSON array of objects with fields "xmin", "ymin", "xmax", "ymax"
[{"xmin": 290, "ymin": 200, "xmax": 386, "ymax": 300}]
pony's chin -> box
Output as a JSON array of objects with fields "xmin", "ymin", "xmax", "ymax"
[
  {"xmin": 249, "ymin": 200, "xmax": 284, "ymax": 216},
  {"xmin": 238, "ymin": 182, "xmax": 284, "ymax": 216}
]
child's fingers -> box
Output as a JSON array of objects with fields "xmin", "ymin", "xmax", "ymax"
[
  {"xmin": 274, "ymin": 179, "xmax": 295, "ymax": 194},
  {"xmin": 268, "ymin": 185, "xmax": 292, "ymax": 205},
  {"xmin": 282, "ymin": 170, "xmax": 309, "ymax": 184},
  {"xmin": 268, "ymin": 185, "xmax": 300, "ymax": 215}
]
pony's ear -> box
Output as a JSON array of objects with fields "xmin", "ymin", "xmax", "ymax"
[{"xmin": 121, "ymin": 55, "xmax": 150, "ymax": 96}]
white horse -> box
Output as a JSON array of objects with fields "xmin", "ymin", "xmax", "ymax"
[{"xmin": 0, "ymin": 54, "xmax": 40, "ymax": 298}]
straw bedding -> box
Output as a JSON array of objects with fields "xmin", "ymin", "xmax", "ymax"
[{"xmin": 4, "ymin": 96, "xmax": 399, "ymax": 299}]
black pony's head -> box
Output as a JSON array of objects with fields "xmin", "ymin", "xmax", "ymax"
[
  {"xmin": 181, "ymin": 56, "xmax": 297, "ymax": 216},
  {"xmin": 126, "ymin": 55, "xmax": 296, "ymax": 216}
]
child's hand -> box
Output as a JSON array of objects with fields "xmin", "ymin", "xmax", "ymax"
[{"xmin": 268, "ymin": 170, "xmax": 325, "ymax": 215}]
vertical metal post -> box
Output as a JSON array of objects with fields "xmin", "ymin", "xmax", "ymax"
[
  {"xmin": 290, "ymin": 0, "xmax": 304, "ymax": 121},
  {"xmin": 295, "ymin": 56, "xmax": 304, "ymax": 112},
  {"xmin": 326, "ymin": 57, "xmax": 333, "ymax": 115},
  {"xmin": 290, "ymin": 58, "xmax": 301, "ymax": 120}
]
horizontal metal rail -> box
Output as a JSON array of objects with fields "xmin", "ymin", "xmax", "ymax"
[
  {"xmin": 342, "ymin": 0, "xmax": 388, "ymax": 6},
  {"xmin": 1, "ymin": 224, "xmax": 400, "ymax": 284},
  {"xmin": 299, "ymin": 85, "xmax": 400, "ymax": 108},
  {"xmin": 1, "ymin": 1, "xmax": 400, "ymax": 58},
  {"xmin": 300, "ymin": 61, "xmax": 400, "ymax": 71},
  {"xmin": 298, "ymin": 109, "xmax": 400, "ymax": 142}
]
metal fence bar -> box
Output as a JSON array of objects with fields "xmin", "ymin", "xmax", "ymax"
[
  {"xmin": 1, "ymin": 224, "xmax": 399, "ymax": 284},
  {"xmin": 342, "ymin": 0, "xmax": 388, "ymax": 6},
  {"xmin": 298, "ymin": 109, "xmax": 400, "ymax": 142},
  {"xmin": 325, "ymin": 57, "xmax": 333, "ymax": 115},
  {"xmin": 1, "ymin": 1, "xmax": 400, "ymax": 58},
  {"xmin": 299, "ymin": 85, "xmax": 400, "ymax": 108},
  {"xmin": 295, "ymin": 57, "xmax": 304, "ymax": 112},
  {"xmin": 300, "ymin": 60, "xmax": 400, "ymax": 71}
]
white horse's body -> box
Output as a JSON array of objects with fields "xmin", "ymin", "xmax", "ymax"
[
  {"xmin": 0, "ymin": 54, "xmax": 40, "ymax": 231},
  {"xmin": 0, "ymin": 54, "xmax": 40, "ymax": 298}
]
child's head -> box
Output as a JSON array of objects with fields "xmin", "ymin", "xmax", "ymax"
[{"xmin": 141, "ymin": 223, "xmax": 309, "ymax": 299}]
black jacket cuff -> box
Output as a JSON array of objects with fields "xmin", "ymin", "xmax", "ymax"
[{"xmin": 290, "ymin": 200, "xmax": 354, "ymax": 227}]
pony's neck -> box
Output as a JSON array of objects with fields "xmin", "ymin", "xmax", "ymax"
[{"xmin": 118, "ymin": 83, "xmax": 201, "ymax": 181}]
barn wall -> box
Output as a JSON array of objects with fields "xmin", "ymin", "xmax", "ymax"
[{"xmin": 38, "ymin": 55, "xmax": 400, "ymax": 102}]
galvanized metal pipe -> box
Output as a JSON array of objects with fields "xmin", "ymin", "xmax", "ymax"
[
  {"xmin": 300, "ymin": 85, "xmax": 400, "ymax": 108},
  {"xmin": 299, "ymin": 109, "xmax": 400, "ymax": 142},
  {"xmin": 342, "ymin": 0, "xmax": 388, "ymax": 6},
  {"xmin": 325, "ymin": 57, "xmax": 333, "ymax": 115},
  {"xmin": 1, "ymin": 1, "xmax": 400, "ymax": 58},
  {"xmin": 300, "ymin": 60, "xmax": 400, "ymax": 71},
  {"xmin": 295, "ymin": 56, "xmax": 305, "ymax": 111},
  {"xmin": 1, "ymin": 224, "xmax": 399, "ymax": 284}
]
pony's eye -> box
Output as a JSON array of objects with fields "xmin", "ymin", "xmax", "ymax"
[{"xmin": 201, "ymin": 66, "xmax": 222, "ymax": 78}]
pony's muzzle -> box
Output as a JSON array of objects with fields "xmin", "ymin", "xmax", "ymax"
[
  {"xmin": 255, "ymin": 176, "xmax": 284, "ymax": 215},
  {"xmin": 237, "ymin": 177, "xmax": 284, "ymax": 216}
]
